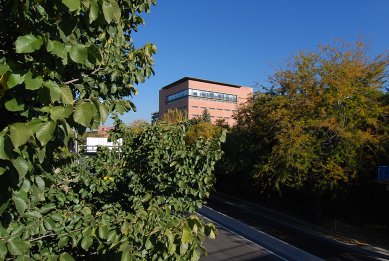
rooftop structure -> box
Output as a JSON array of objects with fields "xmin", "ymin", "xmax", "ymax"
[{"xmin": 157, "ymin": 77, "xmax": 253, "ymax": 125}]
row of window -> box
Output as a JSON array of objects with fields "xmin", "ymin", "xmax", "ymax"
[
  {"xmin": 192, "ymin": 106, "xmax": 236, "ymax": 113},
  {"xmin": 166, "ymin": 88, "xmax": 238, "ymax": 103},
  {"xmin": 191, "ymin": 114, "xmax": 231, "ymax": 119}
]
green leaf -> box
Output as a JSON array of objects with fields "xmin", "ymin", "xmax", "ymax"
[
  {"xmin": 24, "ymin": 211, "xmax": 42, "ymax": 218},
  {"xmin": 99, "ymin": 103, "xmax": 109, "ymax": 124},
  {"xmin": 144, "ymin": 237, "xmax": 153, "ymax": 250},
  {"xmin": 121, "ymin": 249, "xmax": 133, "ymax": 261},
  {"xmin": 21, "ymin": 179, "xmax": 31, "ymax": 193},
  {"xmin": 0, "ymin": 64, "xmax": 10, "ymax": 75},
  {"xmin": 12, "ymin": 194, "xmax": 27, "ymax": 216},
  {"xmin": 7, "ymin": 237, "xmax": 26, "ymax": 256},
  {"xmin": 10, "ymin": 123, "xmax": 33, "ymax": 148},
  {"xmin": 81, "ymin": 236, "xmax": 93, "ymax": 251},
  {"xmin": 69, "ymin": 44, "xmax": 88, "ymax": 65},
  {"xmin": 191, "ymin": 248, "xmax": 200, "ymax": 261},
  {"xmin": 24, "ymin": 72, "xmax": 43, "ymax": 90},
  {"xmin": 43, "ymin": 218, "xmax": 55, "ymax": 231},
  {"xmin": 62, "ymin": 0, "xmax": 80, "ymax": 11},
  {"xmin": 205, "ymin": 224, "xmax": 216, "ymax": 239},
  {"xmin": 98, "ymin": 225, "xmax": 109, "ymax": 239},
  {"xmin": 59, "ymin": 252, "xmax": 75, "ymax": 261},
  {"xmin": 0, "ymin": 239, "xmax": 7, "ymax": 260},
  {"xmin": 36, "ymin": 121, "xmax": 56, "ymax": 146},
  {"xmin": 88, "ymin": 44, "xmax": 102, "ymax": 64},
  {"xmin": 15, "ymin": 35, "xmax": 43, "ymax": 53},
  {"xmin": 89, "ymin": 0, "xmax": 99, "ymax": 23},
  {"xmin": 43, "ymin": 81, "xmax": 61, "ymax": 102},
  {"xmin": 5, "ymin": 97, "xmax": 25, "ymax": 112},
  {"xmin": 59, "ymin": 85, "xmax": 74, "ymax": 104},
  {"xmin": 28, "ymin": 119, "xmax": 43, "ymax": 134},
  {"xmin": 47, "ymin": 40, "xmax": 68, "ymax": 64},
  {"xmin": 102, "ymin": 0, "xmax": 121, "ymax": 23},
  {"xmin": 15, "ymin": 254, "xmax": 31, "ymax": 261},
  {"xmin": 7, "ymin": 73, "xmax": 24, "ymax": 89},
  {"xmin": 58, "ymin": 236, "xmax": 69, "ymax": 248},
  {"xmin": 73, "ymin": 101, "xmax": 94, "ymax": 127},
  {"xmin": 39, "ymin": 203, "xmax": 56, "ymax": 214},
  {"xmin": 51, "ymin": 106, "xmax": 73, "ymax": 121},
  {"xmin": 181, "ymin": 225, "xmax": 192, "ymax": 243},
  {"xmin": 12, "ymin": 157, "xmax": 29, "ymax": 180},
  {"xmin": 0, "ymin": 134, "xmax": 13, "ymax": 160},
  {"xmin": 35, "ymin": 176, "xmax": 45, "ymax": 193}
]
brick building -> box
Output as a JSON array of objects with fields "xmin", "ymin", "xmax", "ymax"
[{"xmin": 157, "ymin": 77, "xmax": 253, "ymax": 125}]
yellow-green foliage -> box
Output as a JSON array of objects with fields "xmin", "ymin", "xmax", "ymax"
[
  {"xmin": 128, "ymin": 119, "xmax": 149, "ymax": 134},
  {"xmin": 224, "ymin": 40, "xmax": 389, "ymax": 193},
  {"xmin": 186, "ymin": 122, "xmax": 221, "ymax": 144},
  {"xmin": 161, "ymin": 109, "xmax": 187, "ymax": 125}
]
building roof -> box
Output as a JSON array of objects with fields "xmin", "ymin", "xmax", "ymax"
[{"xmin": 161, "ymin": 77, "xmax": 242, "ymax": 90}]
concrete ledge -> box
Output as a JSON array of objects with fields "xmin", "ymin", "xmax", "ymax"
[{"xmin": 198, "ymin": 206, "xmax": 324, "ymax": 261}]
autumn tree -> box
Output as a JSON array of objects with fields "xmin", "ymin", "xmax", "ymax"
[{"xmin": 222, "ymin": 40, "xmax": 389, "ymax": 196}]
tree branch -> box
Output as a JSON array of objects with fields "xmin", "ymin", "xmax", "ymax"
[{"xmin": 63, "ymin": 66, "xmax": 103, "ymax": 85}]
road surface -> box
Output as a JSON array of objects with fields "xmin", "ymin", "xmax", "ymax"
[
  {"xmin": 202, "ymin": 223, "xmax": 283, "ymax": 261},
  {"xmin": 204, "ymin": 192, "xmax": 389, "ymax": 261}
]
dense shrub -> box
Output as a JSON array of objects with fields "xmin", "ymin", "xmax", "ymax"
[{"xmin": 0, "ymin": 120, "xmax": 225, "ymax": 259}]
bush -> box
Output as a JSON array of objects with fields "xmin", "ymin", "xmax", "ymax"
[{"xmin": 0, "ymin": 120, "xmax": 225, "ymax": 259}]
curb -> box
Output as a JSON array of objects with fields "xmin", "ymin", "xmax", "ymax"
[{"xmin": 198, "ymin": 206, "xmax": 324, "ymax": 261}]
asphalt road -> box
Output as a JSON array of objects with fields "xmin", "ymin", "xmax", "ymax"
[
  {"xmin": 206, "ymin": 193, "xmax": 389, "ymax": 261},
  {"xmin": 201, "ymin": 223, "xmax": 284, "ymax": 261}
]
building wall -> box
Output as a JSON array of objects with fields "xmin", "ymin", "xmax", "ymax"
[
  {"xmin": 159, "ymin": 78, "xmax": 253, "ymax": 125},
  {"xmin": 159, "ymin": 81, "xmax": 189, "ymax": 117}
]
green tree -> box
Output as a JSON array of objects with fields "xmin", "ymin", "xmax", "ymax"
[
  {"xmin": 161, "ymin": 108, "xmax": 187, "ymax": 124},
  {"xmin": 201, "ymin": 108, "xmax": 211, "ymax": 123},
  {"xmin": 223, "ymin": 40, "xmax": 389, "ymax": 195},
  {"xmin": 0, "ymin": 0, "xmax": 158, "ymax": 258}
]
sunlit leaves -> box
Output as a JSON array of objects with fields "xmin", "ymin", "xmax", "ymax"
[
  {"xmin": 89, "ymin": 0, "xmax": 99, "ymax": 23},
  {"xmin": 73, "ymin": 101, "xmax": 94, "ymax": 126},
  {"xmin": 24, "ymin": 72, "xmax": 43, "ymax": 90},
  {"xmin": 69, "ymin": 44, "xmax": 89, "ymax": 65},
  {"xmin": 36, "ymin": 121, "xmax": 56, "ymax": 146},
  {"xmin": 6, "ymin": 237, "xmax": 26, "ymax": 256},
  {"xmin": 102, "ymin": 0, "xmax": 121, "ymax": 23},
  {"xmin": 0, "ymin": 240, "xmax": 7, "ymax": 260},
  {"xmin": 12, "ymin": 191, "xmax": 28, "ymax": 215},
  {"xmin": 59, "ymin": 252, "xmax": 75, "ymax": 261},
  {"xmin": 7, "ymin": 74, "xmax": 24, "ymax": 89},
  {"xmin": 62, "ymin": 0, "xmax": 80, "ymax": 12},
  {"xmin": 59, "ymin": 86, "xmax": 74, "ymax": 105},
  {"xmin": 5, "ymin": 97, "xmax": 24, "ymax": 112},
  {"xmin": 15, "ymin": 35, "xmax": 43, "ymax": 53},
  {"xmin": 47, "ymin": 40, "xmax": 68, "ymax": 64},
  {"xmin": 1, "ymin": 0, "xmax": 158, "ymax": 259},
  {"xmin": 10, "ymin": 123, "xmax": 33, "ymax": 148},
  {"xmin": 229, "ymin": 40, "xmax": 389, "ymax": 194},
  {"xmin": 12, "ymin": 157, "xmax": 29, "ymax": 180}
]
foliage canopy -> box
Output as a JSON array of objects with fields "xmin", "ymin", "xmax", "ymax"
[{"xmin": 221, "ymin": 40, "xmax": 389, "ymax": 194}]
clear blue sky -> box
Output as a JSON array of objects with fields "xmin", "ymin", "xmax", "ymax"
[{"xmin": 109, "ymin": 0, "xmax": 389, "ymax": 125}]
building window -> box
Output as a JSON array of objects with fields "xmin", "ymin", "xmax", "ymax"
[
  {"xmin": 167, "ymin": 88, "xmax": 238, "ymax": 104},
  {"xmin": 192, "ymin": 106, "xmax": 198, "ymax": 108},
  {"xmin": 166, "ymin": 89, "xmax": 189, "ymax": 103}
]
